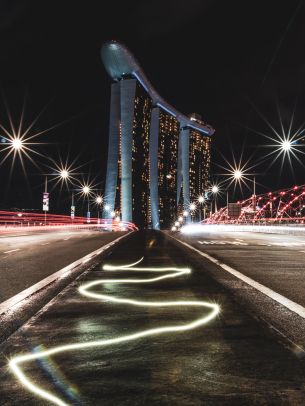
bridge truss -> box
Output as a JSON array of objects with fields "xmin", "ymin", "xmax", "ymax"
[{"xmin": 206, "ymin": 184, "xmax": 305, "ymax": 224}]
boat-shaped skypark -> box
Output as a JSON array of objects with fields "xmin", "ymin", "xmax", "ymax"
[{"xmin": 101, "ymin": 40, "xmax": 214, "ymax": 229}]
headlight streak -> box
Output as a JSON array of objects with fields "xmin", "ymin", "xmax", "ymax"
[{"xmin": 9, "ymin": 257, "xmax": 220, "ymax": 406}]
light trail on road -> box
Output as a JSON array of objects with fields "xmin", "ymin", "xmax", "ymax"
[{"xmin": 9, "ymin": 257, "xmax": 220, "ymax": 406}]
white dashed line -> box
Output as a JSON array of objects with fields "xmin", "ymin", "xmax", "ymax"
[
  {"xmin": 3, "ymin": 249, "xmax": 20, "ymax": 254},
  {"xmin": 40, "ymin": 243, "xmax": 49, "ymax": 246}
]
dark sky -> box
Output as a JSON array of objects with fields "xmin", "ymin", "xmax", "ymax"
[{"xmin": 0, "ymin": 0, "xmax": 305, "ymax": 213}]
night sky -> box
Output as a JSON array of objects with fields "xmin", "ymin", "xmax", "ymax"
[{"xmin": 0, "ymin": 0, "xmax": 305, "ymax": 214}]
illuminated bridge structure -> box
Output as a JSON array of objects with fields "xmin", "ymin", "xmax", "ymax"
[
  {"xmin": 101, "ymin": 41, "xmax": 214, "ymax": 229},
  {"xmin": 206, "ymin": 184, "xmax": 305, "ymax": 225}
]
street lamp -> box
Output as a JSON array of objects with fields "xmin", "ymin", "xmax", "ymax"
[
  {"xmin": 281, "ymin": 140, "xmax": 292, "ymax": 151},
  {"xmin": 178, "ymin": 216, "xmax": 183, "ymax": 222},
  {"xmin": 175, "ymin": 221, "xmax": 180, "ymax": 227},
  {"xmin": 198, "ymin": 195, "xmax": 205, "ymax": 222},
  {"xmin": 211, "ymin": 185, "xmax": 220, "ymax": 214},
  {"xmin": 189, "ymin": 203, "xmax": 196, "ymax": 223},
  {"xmin": 183, "ymin": 210, "xmax": 189, "ymax": 217},
  {"xmin": 95, "ymin": 195, "xmax": 103, "ymax": 223},
  {"xmin": 95, "ymin": 196, "xmax": 102, "ymax": 204},
  {"xmin": 82, "ymin": 185, "xmax": 90, "ymax": 195},
  {"xmin": 82, "ymin": 185, "xmax": 91, "ymax": 223},
  {"xmin": 11, "ymin": 138, "xmax": 23, "ymax": 150},
  {"xmin": 233, "ymin": 169, "xmax": 242, "ymax": 180},
  {"xmin": 190, "ymin": 203, "xmax": 196, "ymax": 211},
  {"xmin": 60, "ymin": 169, "xmax": 69, "ymax": 179}
]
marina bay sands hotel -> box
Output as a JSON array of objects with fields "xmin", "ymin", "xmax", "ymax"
[{"xmin": 102, "ymin": 41, "xmax": 214, "ymax": 229}]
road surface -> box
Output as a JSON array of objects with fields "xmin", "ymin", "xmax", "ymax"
[
  {"xmin": 0, "ymin": 229, "xmax": 126, "ymax": 303},
  {"xmin": 171, "ymin": 228, "xmax": 305, "ymax": 350},
  {"xmin": 1, "ymin": 231, "xmax": 305, "ymax": 405}
]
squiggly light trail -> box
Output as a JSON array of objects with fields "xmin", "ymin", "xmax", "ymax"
[{"xmin": 9, "ymin": 257, "xmax": 220, "ymax": 406}]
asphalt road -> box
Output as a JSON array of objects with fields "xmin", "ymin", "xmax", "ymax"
[
  {"xmin": 1, "ymin": 231, "xmax": 305, "ymax": 405},
  {"xmin": 176, "ymin": 230, "xmax": 305, "ymax": 308},
  {"xmin": 0, "ymin": 229, "xmax": 126, "ymax": 303}
]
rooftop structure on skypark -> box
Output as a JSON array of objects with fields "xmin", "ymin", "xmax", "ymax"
[{"xmin": 101, "ymin": 40, "xmax": 214, "ymax": 229}]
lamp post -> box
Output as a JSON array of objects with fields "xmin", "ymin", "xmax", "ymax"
[
  {"xmin": 211, "ymin": 185, "xmax": 219, "ymax": 214},
  {"xmin": 95, "ymin": 195, "xmax": 103, "ymax": 223},
  {"xmin": 189, "ymin": 203, "xmax": 196, "ymax": 223},
  {"xmin": 58, "ymin": 169, "xmax": 75, "ymax": 220},
  {"xmin": 198, "ymin": 195, "xmax": 205, "ymax": 222},
  {"xmin": 82, "ymin": 185, "xmax": 91, "ymax": 223}
]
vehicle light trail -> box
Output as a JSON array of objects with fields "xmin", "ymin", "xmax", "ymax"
[{"xmin": 9, "ymin": 257, "xmax": 220, "ymax": 406}]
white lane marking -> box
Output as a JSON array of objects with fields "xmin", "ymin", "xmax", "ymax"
[
  {"xmin": 171, "ymin": 236, "xmax": 305, "ymax": 320},
  {"xmin": 63, "ymin": 238, "xmax": 70, "ymax": 241},
  {"xmin": 3, "ymin": 249, "xmax": 20, "ymax": 254},
  {"xmin": 197, "ymin": 240, "xmax": 248, "ymax": 246},
  {"xmin": 300, "ymin": 251, "xmax": 305, "ymax": 253},
  {"xmin": 235, "ymin": 238, "xmax": 244, "ymax": 241},
  {"xmin": 9, "ymin": 257, "xmax": 219, "ymax": 406},
  {"xmin": 0, "ymin": 233, "xmax": 132, "ymax": 316},
  {"xmin": 40, "ymin": 243, "xmax": 49, "ymax": 246}
]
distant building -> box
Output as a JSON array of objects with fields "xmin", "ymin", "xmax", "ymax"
[{"xmin": 102, "ymin": 41, "xmax": 214, "ymax": 229}]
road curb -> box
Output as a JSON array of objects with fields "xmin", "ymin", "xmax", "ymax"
[{"xmin": 0, "ymin": 232, "xmax": 134, "ymax": 344}]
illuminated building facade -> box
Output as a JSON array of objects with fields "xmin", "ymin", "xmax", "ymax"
[{"xmin": 102, "ymin": 41, "xmax": 214, "ymax": 229}]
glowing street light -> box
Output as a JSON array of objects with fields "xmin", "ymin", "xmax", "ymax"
[
  {"xmin": 95, "ymin": 196, "xmax": 103, "ymax": 205},
  {"xmin": 82, "ymin": 185, "xmax": 90, "ymax": 195},
  {"xmin": 190, "ymin": 203, "xmax": 196, "ymax": 211},
  {"xmin": 11, "ymin": 138, "xmax": 23, "ymax": 151},
  {"xmin": 281, "ymin": 140, "xmax": 292, "ymax": 151},
  {"xmin": 233, "ymin": 169, "xmax": 243, "ymax": 180},
  {"xmin": 81, "ymin": 185, "xmax": 91, "ymax": 223},
  {"xmin": 175, "ymin": 221, "xmax": 180, "ymax": 227},
  {"xmin": 210, "ymin": 185, "xmax": 220, "ymax": 214},
  {"xmin": 178, "ymin": 216, "xmax": 183, "ymax": 222},
  {"xmin": 95, "ymin": 195, "xmax": 103, "ymax": 223},
  {"xmin": 110, "ymin": 210, "xmax": 116, "ymax": 218},
  {"xmin": 183, "ymin": 210, "xmax": 189, "ymax": 217},
  {"xmin": 189, "ymin": 203, "xmax": 196, "ymax": 223},
  {"xmin": 198, "ymin": 195, "xmax": 205, "ymax": 221},
  {"xmin": 171, "ymin": 226, "xmax": 177, "ymax": 231},
  {"xmin": 60, "ymin": 169, "xmax": 69, "ymax": 179}
]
